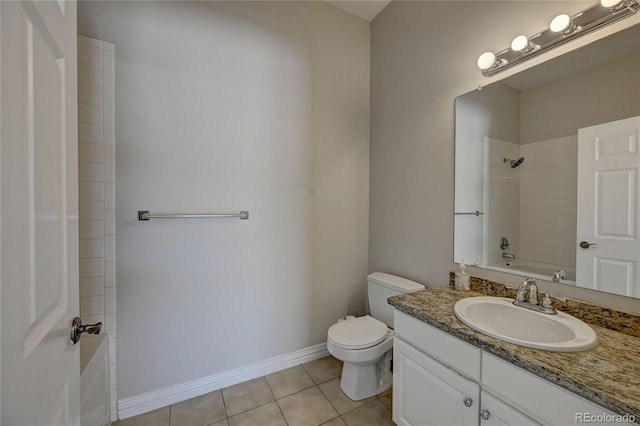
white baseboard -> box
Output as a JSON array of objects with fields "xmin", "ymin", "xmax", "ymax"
[{"xmin": 117, "ymin": 342, "xmax": 329, "ymax": 420}]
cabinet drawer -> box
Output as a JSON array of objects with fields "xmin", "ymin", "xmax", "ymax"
[
  {"xmin": 482, "ymin": 352, "xmax": 619, "ymax": 425},
  {"xmin": 394, "ymin": 310, "xmax": 480, "ymax": 380}
]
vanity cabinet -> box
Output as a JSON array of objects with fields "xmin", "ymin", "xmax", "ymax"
[
  {"xmin": 393, "ymin": 310, "xmax": 619, "ymax": 426},
  {"xmin": 393, "ymin": 338, "xmax": 478, "ymax": 426}
]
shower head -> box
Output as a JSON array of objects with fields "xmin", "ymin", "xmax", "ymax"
[{"xmin": 503, "ymin": 157, "xmax": 525, "ymax": 168}]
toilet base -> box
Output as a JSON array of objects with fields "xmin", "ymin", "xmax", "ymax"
[{"xmin": 339, "ymin": 349, "xmax": 393, "ymax": 401}]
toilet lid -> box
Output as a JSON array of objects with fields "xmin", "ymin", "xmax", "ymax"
[{"xmin": 327, "ymin": 315, "xmax": 389, "ymax": 350}]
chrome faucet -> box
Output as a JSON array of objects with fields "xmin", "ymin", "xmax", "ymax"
[
  {"xmin": 502, "ymin": 252, "xmax": 516, "ymax": 260},
  {"xmin": 551, "ymin": 270, "xmax": 568, "ymax": 283},
  {"xmin": 515, "ymin": 278, "xmax": 535, "ymax": 302},
  {"xmin": 513, "ymin": 278, "xmax": 557, "ymax": 315}
]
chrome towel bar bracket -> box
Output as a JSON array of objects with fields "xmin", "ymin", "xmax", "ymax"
[{"xmin": 138, "ymin": 210, "xmax": 249, "ymax": 221}]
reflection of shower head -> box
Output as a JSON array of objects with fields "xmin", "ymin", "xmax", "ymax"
[{"xmin": 503, "ymin": 157, "xmax": 525, "ymax": 168}]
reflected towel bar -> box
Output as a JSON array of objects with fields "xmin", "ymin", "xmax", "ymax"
[
  {"xmin": 138, "ymin": 210, "xmax": 249, "ymax": 221},
  {"xmin": 454, "ymin": 211, "xmax": 483, "ymax": 216}
]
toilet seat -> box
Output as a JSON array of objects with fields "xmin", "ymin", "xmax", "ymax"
[{"xmin": 327, "ymin": 315, "xmax": 388, "ymax": 350}]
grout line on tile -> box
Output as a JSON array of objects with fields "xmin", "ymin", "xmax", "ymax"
[
  {"xmin": 320, "ymin": 416, "xmax": 342, "ymax": 425},
  {"xmin": 273, "ymin": 395, "xmax": 291, "ymax": 426}
]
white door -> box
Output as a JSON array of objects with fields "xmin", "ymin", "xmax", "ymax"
[
  {"xmin": 576, "ymin": 116, "xmax": 640, "ymax": 297},
  {"xmin": 1, "ymin": 1, "xmax": 80, "ymax": 425},
  {"xmin": 393, "ymin": 338, "xmax": 479, "ymax": 426}
]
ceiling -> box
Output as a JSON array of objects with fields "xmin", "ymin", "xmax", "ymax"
[{"xmin": 324, "ymin": 0, "xmax": 391, "ymax": 22}]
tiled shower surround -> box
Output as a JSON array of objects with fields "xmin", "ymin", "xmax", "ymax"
[
  {"xmin": 484, "ymin": 135, "xmax": 577, "ymax": 270},
  {"xmin": 78, "ymin": 35, "xmax": 117, "ymax": 421},
  {"xmin": 519, "ymin": 135, "xmax": 577, "ymax": 268}
]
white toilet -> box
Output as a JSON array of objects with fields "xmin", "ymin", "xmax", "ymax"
[{"xmin": 327, "ymin": 272, "xmax": 425, "ymax": 401}]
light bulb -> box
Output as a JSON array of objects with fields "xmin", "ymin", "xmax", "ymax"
[
  {"xmin": 550, "ymin": 14, "xmax": 571, "ymax": 32},
  {"xmin": 601, "ymin": 0, "xmax": 623, "ymax": 7},
  {"xmin": 477, "ymin": 51, "xmax": 496, "ymax": 70},
  {"xmin": 511, "ymin": 35, "xmax": 529, "ymax": 52}
]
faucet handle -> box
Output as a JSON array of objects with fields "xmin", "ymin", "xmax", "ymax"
[
  {"xmin": 528, "ymin": 281, "xmax": 538, "ymax": 305},
  {"xmin": 516, "ymin": 279, "xmax": 530, "ymax": 302},
  {"xmin": 542, "ymin": 292, "xmax": 553, "ymax": 309}
]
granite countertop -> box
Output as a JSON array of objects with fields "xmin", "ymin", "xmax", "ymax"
[{"xmin": 388, "ymin": 286, "xmax": 640, "ymax": 419}]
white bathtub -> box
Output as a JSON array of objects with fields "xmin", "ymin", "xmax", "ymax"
[
  {"xmin": 486, "ymin": 260, "xmax": 576, "ymax": 284},
  {"xmin": 80, "ymin": 333, "xmax": 111, "ymax": 426}
]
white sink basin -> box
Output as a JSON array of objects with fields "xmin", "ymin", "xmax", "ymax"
[{"xmin": 453, "ymin": 297, "xmax": 598, "ymax": 352}]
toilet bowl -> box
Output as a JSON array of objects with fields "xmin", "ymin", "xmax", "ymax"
[
  {"xmin": 327, "ymin": 273, "xmax": 425, "ymax": 401},
  {"xmin": 327, "ymin": 315, "xmax": 394, "ymax": 400}
]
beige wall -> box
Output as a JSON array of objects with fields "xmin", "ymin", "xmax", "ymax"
[
  {"xmin": 79, "ymin": 0, "xmax": 370, "ymax": 406},
  {"xmin": 370, "ymin": 1, "xmax": 640, "ymax": 313},
  {"xmin": 521, "ymin": 52, "xmax": 640, "ymax": 144}
]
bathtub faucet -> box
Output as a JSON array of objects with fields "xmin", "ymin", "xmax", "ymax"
[{"xmin": 502, "ymin": 252, "xmax": 516, "ymax": 260}]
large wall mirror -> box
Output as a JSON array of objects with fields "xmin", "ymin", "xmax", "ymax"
[{"xmin": 454, "ymin": 24, "xmax": 640, "ymax": 298}]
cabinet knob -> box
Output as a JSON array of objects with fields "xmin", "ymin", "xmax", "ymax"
[
  {"xmin": 463, "ymin": 397, "xmax": 473, "ymax": 407},
  {"xmin": 480, "ymin": 409, "xmax": 491, "ymax": 420}
]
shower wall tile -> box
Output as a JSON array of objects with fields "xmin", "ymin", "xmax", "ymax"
[
  {"xmin": 80, "ymin": 220, "xmax": 104, "ymax": 239},
  {"xmin": 520, "ymin": 135, "xmax": 577, "ymax": 268},
  {"xmin": 79, "ymin": 104, "xmax": 104, "ymax": 125},
  {"xmin": 78, "ymin": 44, "xmax": 103, "ymax": 68},
  {"xmin": 78, "ymin": 36, "xmax": 117, "ymax": 419},
  {"xmin": 79, "ymin": 181, "xmax": 104, "ymax": 201},
  {"xmin": 81, "ymin": 277, "xmax": 105, "ymax": 297},
  {"xmin": 79, "ymin": 162, "xmax": 104, "ymax": 182},
  {"xmin": 105, "ymin": 261, "xmax": 115, "ymax": 288},
  {"xmin": 109, "ymin": 338, "xmax": 117, "ymax": 366},
  {"xmin": 105, "ymin": 287, "xmax": 116, "ymax": 314},
  {"xmin": 79, "ymin": 123, "xmax": 103, "ymax": 144},
  {"xmin": 80, "ymin": 295, "xmax": 105, "ymax": 317},
  {"xmin": 78, "ymin": 64, "xmax": 104, "ymax": 86},
  {"xmin": 80, "ymin": 201, "xmax": 104, "ymax": 221},
  {"xmin": 104, "ymin": 182, "xmax": 115, "ymax": 209},
  {"xmin": 79, "ymin": 142, "xmax": 104, "ymax": 163},
  {"xmin": 103, "ymin": 130, "xmax": 114, "ymax": 160},
  {"xmin": 105, "ymin": 236, "xmax": 115, "ymax": 262},
  {"xmin": 80, "ymin": 258, "xmax": 105, "ymax": 278},
  {"xmin": 80, "ymin": 239, "xmax": 105, "ymax": 259},
  {"xmin": 104, "ymin": 209, "xmax": 115, "ymax": 235},
  {"xmin": 79, "ymin": 84, "xmax": 104, "ymax": 106},
  {"xmin": 104, "ymin": 313, "xmax": 116, "ymax": 337},
  {"xmin": 483, "ymin": 138, "xmax": 520, "ymax": 267}
]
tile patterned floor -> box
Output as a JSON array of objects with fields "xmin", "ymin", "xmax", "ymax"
[{"xmin": 113, "ymin": 356, "xmax": 394, "ymax": 426}]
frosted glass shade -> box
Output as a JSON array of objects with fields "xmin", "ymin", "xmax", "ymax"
[
  {"xmin": 550, "ymin": 14, "xmax": 571, "ymax": 32},
  {"xmin": 601, "ymin": 0, "xmax": 623, "ymax": 7},
  {"xmin": 477, "ymin": 52, "xmax": 496, "ymax": 70},
  {"xmin": 511, "ymin": 35, "xmax": 529, "ymax": 51}
]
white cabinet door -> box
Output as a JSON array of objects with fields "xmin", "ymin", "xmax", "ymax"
[
  {"xmin": 480, "ymin": 391, "xmax": 539, "ymax": 426},
  {"xmin": 1, "ymin": 1, "xmax": 80, "ymax": 425},
  {"xmin": 577, "ymin": 116, "xmax": 640, "ymax": 297},
  {"xmin": 393, "ymin": 337, "xmax": 479, "ymax": 426}
]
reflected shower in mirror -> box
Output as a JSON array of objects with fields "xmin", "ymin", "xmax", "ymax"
[{"xmin": 454, "ymin": 24, "xmax": 640, "ymax": 298}]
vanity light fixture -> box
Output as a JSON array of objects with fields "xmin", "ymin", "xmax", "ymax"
[
  {"xmin": 510, "ymin": 35, "xmax": 539, "ymax": 53},
  {"xmin": 477, "ymin": 0, "xmax": 639, "ymax": 76},
  {"xmin": 601, "ymin": 0, "xmax": 625, "ymax": 9}
]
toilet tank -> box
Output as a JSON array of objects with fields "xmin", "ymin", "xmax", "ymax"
[{"xmin": 368, "ymin": 272, "xmax": 425, "ymax": 328}]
